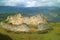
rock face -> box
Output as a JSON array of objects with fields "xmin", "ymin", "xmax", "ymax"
[
  {"xmin": 1, "ymin": 14, "xmax": 51, "ymax": 33},
  {"xmin": 5, "ymin": 14, "xmax": 48, "ymax": 25},
  {"xmin": 1, "ymin": 23, "xmax": 30, "ymax": 32},
  {"xmin": 6, "ymin": 14, "xmax": 23, "ymax": 25},
  {"xmin": 36, "ymin": 23, "xmax": 51, "ymax": 33}
]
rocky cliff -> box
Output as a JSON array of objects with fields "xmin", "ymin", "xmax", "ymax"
[
  {"xmin": 1, "ymin": 14, "xmax": 51, "ymax": 33},
  {"xmin": 5, "ymin": 14, "xmax": 48, "ymax": 26}
]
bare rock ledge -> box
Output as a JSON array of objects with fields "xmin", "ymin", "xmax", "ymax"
[{"xmin": 1, "ymin": 14, "xmax": 52, "ymax": 33}]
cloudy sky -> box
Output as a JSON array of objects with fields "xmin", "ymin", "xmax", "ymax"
[{"xmin": 0, "ymin": 0, "xmax": 60, "ymax": 7}]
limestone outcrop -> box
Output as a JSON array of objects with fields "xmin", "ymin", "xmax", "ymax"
[
  {"xmin": 1, "ymin": 14, "xmax": 51, "ymax": 33},
  {"xmin": 5, "ymin": 14, "xmax": 48, "ymax": 26}
]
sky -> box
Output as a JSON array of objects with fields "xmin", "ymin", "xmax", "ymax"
[{"xmin": 0, "ymin": 0, "xmax": 60, "ymax": 7}]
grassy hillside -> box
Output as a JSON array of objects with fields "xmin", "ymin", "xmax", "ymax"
[{"xmin": 0, "ymin": 23, "xmax": 60, "ymax": 40}]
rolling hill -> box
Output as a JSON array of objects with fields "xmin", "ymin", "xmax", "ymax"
[{"xmin": 0, "ymin": 6, "xmax": 60, "ymax": 22}]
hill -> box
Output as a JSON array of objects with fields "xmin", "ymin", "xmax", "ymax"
[{"xmin": 0, "ymin": 6, "xmax": 60, "ymax": 22}]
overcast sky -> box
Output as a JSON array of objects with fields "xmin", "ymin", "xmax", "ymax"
[{"xmin": 0, "ymin": 0, "xmax": 60, "ymax": 7}]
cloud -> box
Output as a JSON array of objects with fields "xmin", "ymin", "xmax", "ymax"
[
  {"xmin": 4, "ymin": 0, "xmax": 25, "ymax": 6},
  {"xmin": 25, "ymin": 1, "xmax": 36, "ymax": 7},
  {"xmin": 0, "ymin": 0, "xmax": 60, "ymax": 7}
]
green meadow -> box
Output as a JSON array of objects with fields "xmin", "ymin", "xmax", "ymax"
[{"xmin": 0, "ymin": 23, "xmax": 60, "ymax": 40}]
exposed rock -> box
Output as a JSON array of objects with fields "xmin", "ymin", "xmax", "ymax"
[
  {"xmin": 5, "ymin": 14, "xmax": 23, "ymax": 25},
  {"xmin": 1, "ymin": 23, "xmax": 30, "ymax": 32},
  {"xmin": 5, "ymin": 14, "xmax": 48, "ymax": 26},
  {"xmin": 36, "ymin": 23, "xmax": 51, "ymax": 32},
  {"xmin": 29, "ymin": 14, "xmax": 48, "ymax": 25},
  {"xmin": 1, "ymin": 14, "xmax": 52, "ymax": 33}
]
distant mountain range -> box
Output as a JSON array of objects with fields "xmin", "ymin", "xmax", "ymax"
[
  {"xmin": 0, "ymin": 6, "xmax": 60, "ymax": 22},
  {"xmin": 0, "ymin": 6, "xmax": 60, "ymax": 14}
]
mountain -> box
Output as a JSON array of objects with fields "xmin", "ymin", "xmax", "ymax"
[
  {"xmin": 0, "ymin": 6, "xmax": 60, "ymax": 22},
  {"xmin": 0, "ymin": 6, "xmax": 60, "ymax": 15}
]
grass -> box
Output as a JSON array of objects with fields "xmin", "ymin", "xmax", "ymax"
[{"xmin": 0, "ymin": 23, "xmax": 60, "ymax": 40}]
